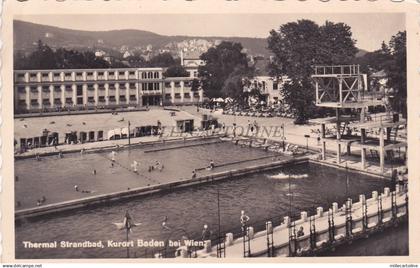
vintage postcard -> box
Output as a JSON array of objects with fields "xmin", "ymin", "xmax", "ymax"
[{"xmin": 1, "ymin": 0, "xmax": 419, "ymax": 264}]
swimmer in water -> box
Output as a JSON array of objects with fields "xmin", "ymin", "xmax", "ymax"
[
  {"xmin": 132, "ymin": 161, "xmax": 138, "ymax": 173},
  {"xmin": 74, "ymin": 185, "xmax": 79, "ymax": 192},
  {"xmin": 93, "ymin": 169, "xmax": 97, "ymax": 175},
  {"xmin": 110, "ymin": 151, "xmax": 117, "ymax": 162},
  {"xmin": 208, "ymin": 160, "xmax": 215, "ymax": 170},
  {"xmin": 155, "ymin": 160, "xmax": 161, "ymax": 168},
  {"xmin": 36, "ymin": 154, "xmax": 41, "ymax": 161},
  {"xmin": 161, "ymin": 216, "xmax": 171, "ymax": 231}
]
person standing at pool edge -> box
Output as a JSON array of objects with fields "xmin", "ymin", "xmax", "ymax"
[{"xmin": 240, "ymin": 210, "xmax": 250, "ymax": 233}]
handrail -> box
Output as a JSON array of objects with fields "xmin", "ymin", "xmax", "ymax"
[{"xmin": 313, "ymin": 64, "xmax": 360, "ymax": 76}]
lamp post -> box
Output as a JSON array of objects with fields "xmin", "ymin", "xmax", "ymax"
[
  {"xmin": 128, "ymin": 120, "xmax": 131, "ymax": 146},
  {"xmin": 304, "ymin": 134, "xmax": 310, "ymax": 152},
  {"xmin": 216, "ymin": 187, "xmax": 223, "ymax": 258},
  {"xmin": 281, "ymin": 123, "xmax": 286, "ymax": 151},
  {"xmin": 112, "ymin": 210, "xmax": 141, "ymax": 258},
  {"xmin": 345, "ymin": 162, "xmax": 349, "ymax": 199},
  {"xmin": 287, "ymin": 174, "xmax": 295, "ymax": 256}
]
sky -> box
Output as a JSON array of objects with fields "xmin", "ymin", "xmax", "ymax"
[{"xmin": 15, "ymin": 13, "xmax": 405, "ymax": 52}]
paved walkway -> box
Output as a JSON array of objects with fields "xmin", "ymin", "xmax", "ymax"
[
  {"xmin": 15, "ymin": 106, "xmax": 407, "ymax": 179},
  {"xmin": 179, "ymin": 106, "xmax": 407, "ymax": 177},
  {"xmin": 198, "ymin": 188, "xmax": 407, "ymax": 258}
]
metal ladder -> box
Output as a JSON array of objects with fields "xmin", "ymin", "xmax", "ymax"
[
  {"xmin": 266, "ymin": 222, "xmax": 275, "ymax": 257},
  {"xmin": 377, "ymin": 195, "xmax": 383, "ymax": 225},
  {"xmin": 362, "ymin": 199, "xmax": 368, "ymax": 230},
  {"xmin": 309, "ymin": 216, "xmax": 317, "ymax": 250},
  {"xmin": 288, "ymin": 221, "xmax": 297, "ymax": 256},
  {"xmin": 216, "ymin": 236, "xmax": 226, "ymax": 258},
  {"xmin": 345, "ymin": 199, "xmax": 353, "ymax": 237},
  {"xmin": 328, "ymin": 209, "xmax": 335, "ymax": 242},
  {"xmin": 242, "ymin": 226, "xmax": 251, "ymax": 257},
  {"xmin": 391, "ymin": 191, "xmax": 398, "ymax": 219}
]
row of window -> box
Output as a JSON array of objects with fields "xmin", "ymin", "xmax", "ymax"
[
  {"xmin": 164, "ymin": 81, "xmax": 194, "ymax": 88},
  {"xmin": 19, "ymin": 91, "xmax": 201, "ymax": 105},
  {"xmin": 17, "ymin": 71, "xmax": 165, "ymax": 83},
  {"xmin": 165, "ymin": 93, "xmax": 200, "ymax": 99},
  {"xmin": 141, "ymin": 72, "xmax": 160, "ymax": 79},
  {"xmin": 19, "ymin": 94, "xmax": 141, "ymax": 106},
  {"xmin": 16, "ymin": 81, "xmax": 197, "ymax": 93},
  {"xmin": 141, "ymin": 83, "xmax": 160, "ymax": 91},
  {"xmin": 17, "ymin": 71, "xmax": 141, "ymax": 79},
  {"xmin": 16, "ymin": 83, "xmax": 142, "ymax": 93}
]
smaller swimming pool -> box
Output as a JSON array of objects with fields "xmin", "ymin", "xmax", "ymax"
[{"xmin": 15, "ymin": 138, "xmax": 283, "ymax": 209}]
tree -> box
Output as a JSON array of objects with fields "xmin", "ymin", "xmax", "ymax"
[
  {"xmin": 28, "ymin": 40, "xmax": 58, "ymax": 69},
  {"xmin": 191, "ymin": 79, "xmax": 201, "ymax": 92},
  {"xmin": 352, "ymin": 42, "xmax": 392, "ymax": 75},
  {"xmin": 198, "ymin": 41, "xmax": 250, "ymax": 99},
  {"xmin": 267, "ymin": 20, "xmax": 358, "ymax": 123},
  {"xmin": 163, "ymin": 65, "xmax": 189, "ymax": 77},
  {"xmin": 221, "ymin": 66, "xmax": 255, "ymax": 103},
  {"xmin": 126, "ymin": 55, "xmax": 146, "ymax": 68},
  {"xmin": 384, "ymin": 31, "xmax": 406, "ymax": 118},
  {"xmin": 14, "ymin": 41, "xmax": 111, "ymax": 70},
  {"xmin": 148, "ymin": 52, "xmax": 177, "ymax": 67}
]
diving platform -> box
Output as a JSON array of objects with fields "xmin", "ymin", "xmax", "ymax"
[
  {"xmin": 311, "ymin": 64, "xmax": 406, "ymax": 174},
  {"xmin": 312, "ymin": 64, "xmax": 384, "ymax": 109},
  {"xmin": 317, "ymin": 99, "xmax": 384, "ymax": 109}
]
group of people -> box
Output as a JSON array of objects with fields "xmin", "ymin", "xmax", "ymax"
[
  {"xmin": 148, "ymin": 160, "xmax": 164, "ymax": 172},
  {"xmin": 73, "ymin": 185, "xmax": 93, "ymax": 194}
]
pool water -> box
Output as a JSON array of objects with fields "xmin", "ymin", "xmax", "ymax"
[
  {"xmin": 15, "ymin": 162, "xmax": 390, "ymax": 259},
  {"xmin": 15, "ymin": 139, "xmax": 280, "ymax": 209}
]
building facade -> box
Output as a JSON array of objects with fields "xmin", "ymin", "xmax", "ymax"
[
  {"xmin": 163, "ymin": 77, "xmax": 203, "ymax": 105},
  {"xmin": 180, "ymin": 51, "xmax": 205, "ymax": 78},
  {"xmin": 14, "ymin": 68, "xmax": 204, "ymax": 114},
  {"xmin": 243, "ymin": 76, "xmax": 286, "ymax": 106}
]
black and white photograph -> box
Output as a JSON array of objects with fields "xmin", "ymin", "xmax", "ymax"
[{"xmin": 12, "ymin": 12, "xmax": 408, "ymax": 259}]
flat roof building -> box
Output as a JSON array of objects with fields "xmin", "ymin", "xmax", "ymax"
[{"xmin": 14, "ymin": 68, "xmax": 204, "ymax": 114}]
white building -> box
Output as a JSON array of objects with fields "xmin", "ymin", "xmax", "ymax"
[
  {"xmin": 163, "ymin": 77, "xmax": 203, "ymax": 105},
  {"xmin": 14, "ymin": 68, "xmax": 204, "ymax": 114},
  {"xmin": 243, "ymin": 76, "xmax": 286, "ymax": 105},
  {"xmin": 180, "ymin": 51, "xmax": 205, "ymax": 78}
]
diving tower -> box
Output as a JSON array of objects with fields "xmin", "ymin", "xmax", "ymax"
[{"xmin": 311, "ymin": 64, "xmax": 406, "ymax": 173}]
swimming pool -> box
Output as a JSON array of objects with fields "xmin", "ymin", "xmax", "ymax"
[
  {"xmin": 15, "ymin": 162, "xmax": 390, "ymax": 259},
  {"xmin": 15, "ymin": 138, "xmax": 281, "ymax": 209}
]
